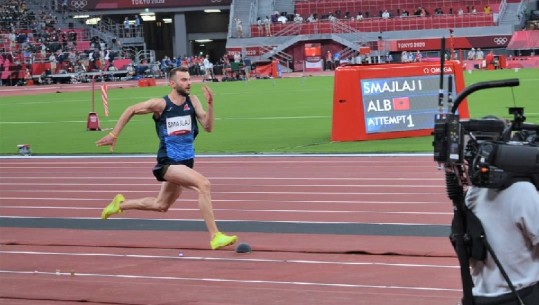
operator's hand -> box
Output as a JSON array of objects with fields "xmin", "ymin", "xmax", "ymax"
[
  {"xmin": 201, "ymin": 84, "xmax": 213, "ymax": 105},
  {"xmin": 96, "ymin": 132, "xmax": 117, "ymax": 152}
]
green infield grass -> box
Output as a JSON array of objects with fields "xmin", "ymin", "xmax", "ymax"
[{"xmin": 0, "ymin": 68, "xmax": 537, "ymax": 155}]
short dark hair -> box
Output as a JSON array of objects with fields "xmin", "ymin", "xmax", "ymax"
[{"xmin": 168, "ymin": 66, "xmax": 189, "ymax": 80}]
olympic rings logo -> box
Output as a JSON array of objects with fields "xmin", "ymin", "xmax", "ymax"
[
  {"xmin": 70, "ymin": 0, "xmax": 88, "ymax": 9},
  {"xmin": 493, "ymin": 37, "xmax": 508, "ymax": 45}
]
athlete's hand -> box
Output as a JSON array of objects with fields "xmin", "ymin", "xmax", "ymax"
[
  {"xmin": 201, "ymin": 84, "xmax": 213, "ymax": 105},
  {"xmin": 96, "ymin": 133, "xmax": 117, "ymax": 152}
]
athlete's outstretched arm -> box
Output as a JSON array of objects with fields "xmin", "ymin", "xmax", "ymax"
[{"xmin": 96, "ymin": 98, "xmax": 165, "ymax": 151}]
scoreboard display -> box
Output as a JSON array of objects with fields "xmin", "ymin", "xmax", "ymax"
[{"xmin": 332, "ymin": 62, "xmax": 469, "ymax": 141}]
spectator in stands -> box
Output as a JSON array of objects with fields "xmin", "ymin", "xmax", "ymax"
[
  {"xmin": 486, "ymin": 50, "xmax": 495, "ymax": 68},
  {"xmin": 126, "ymin": 63, "xmax": 135, "ymax": 77},
  {"xmin": 471, "ymin": 6, "xmax": 477, "ymax": 14},
  {"xmin": 401, "ymin": 51, "xmax": 408, "ymax": 62},
  {"xmin": 277, "ymin": 14, "xmax": 288, "ymax": 24},
  {"xmin": 467, "ymin": 48, "xmax": 476, "ymax": 60},
  {"xmin": 61, "ymin": 0, "xmax": 67, "ymax": 17},
  {"xmin": 40, "ymin": 43, "xmax": 46, "ymax": 58},
  {"xmin": 243, "ymin": 55, "xmax": 251, "ymax": 80},
  {"xmin": 484, "ymin": 5, "xmax": 492, "ymax": 14},
  {"xmin": 271, "ymin": 13, "xmax": 278, "ymax": 23},
  {"xmin": 293, "ymin": 13, "xmax": 303, "ymax": 23},
  {"xmin": 203, "ymin": 54, "xmax": 213, "ymax": 81},
  {"xmin": 233, "ymin": 52, "xmax": 241, "ymax": 64},
  {"xmin": 123, "ymin": 17, "xmax": 131, "ymax": 38},
  {"xmin": 8, "ymin": 31, "xmax": 16, "ymax": 50},
  {"xmin": 333, "ymin": 51, "xmax": 341, "ymax": 67},
  {"xmin": 256, "ymin": 17, "xmax": 263, "ymax": 35},
  {"xmin": 110, "ymin": 38, "xmax": 122, "ymax": 53},
  {"xmin": 134, "ymin": 15, "xmax": 141, "ymax": 36},
  {"xmin": 88, "ymin": 49, "xmax": 96, "ymax": 71},
  {"xmin": 458, "ymin": 8, "xmax": 464, "ymax": 16},
  {"xmin": 264, "ymin": 16, "xmax": 271, "ymax": 36},
  {"xmin": 49, "ymin": 52, "xmax": 57, "ymax": 73},
  {"xmin": 415, "ymin": 7, "xmax": 427, "ymax": 16},
  {"xmin": 328, "ymin": 13, "xmax": 337, "ymax": 22},
  {"xmin": 235, "ymin": 18, "xmax": 243, "ymax": 38},
  {"xmin": 325, "ymin": 50, "xmax": 333, "ymax": 70},
  {"xmin": 415, "ymin": 50, "xmax": 422, "ymax": 62},
  {"xmin": 307, "ymin": 14, "xmax": 317, "ymax": 22},
  {"xmin": 475, "ymin": 48, "xmax": 484, "ymax": 61},
  {"xmin": 356, "ymin": 12, "xmax": 364, "ymax": 21},
  {"xmin": 382, "ymin": 10, "xmax": 390, "ymax": 19}
]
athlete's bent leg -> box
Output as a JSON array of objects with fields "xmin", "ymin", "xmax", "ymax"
[
  {"xmin": 163, "ymin": 165, "xmax": 219, "ymax": 237},
  {"xmin": 118, "ymin": 182, "xmax": 182, "ymax": 212}
]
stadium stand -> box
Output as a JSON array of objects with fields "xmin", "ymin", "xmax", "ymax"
[
  {"xmin": 0, "ymin": 0, "xmax": 142, "ymax": 86},
  {"xmin": 224, "ymin": 0, "xmax": 533, "ymax": 73},
  {"xmin": 251, "ymin": 0, "xmax": 500, "ymax": 37}
]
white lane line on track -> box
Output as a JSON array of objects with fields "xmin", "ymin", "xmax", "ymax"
[
  {"xmin": 0, "ymin": 159, "xmax": 430, "ymax": 163},
  {"xmin": 0, "ymin": 269, "xmax": 461, "ymax": 292},
  {"xmin": 0, "ymin": 176, "xmax": 443, "ymax": 181},
  {"xmin": 0, "ymin": 153, "xmax": 434, "ymax": 159},
  {"xmin": 0, "ymin": 182, "xmax": 443, "ymax": 188},
  {"xmin": 0, "ymin": 197, "xmax": 444, "ymax": 204},
  {"xmin": 0, "ymin": 159, "xmax": 434, "ymax": 165},
  {"xmin": 0, "ymin": 190, "xmax": 445, "ymax": 195},
  {"xmin": 0, "ymin": 175, "xmax": 443, "ymax": 182},
  {"xmin": 0, "ymin": 206, "xmax": 452, "ymax": 215},
  {"xmin": 0, "ymin": 250, "xmax": 458, "ymax": 269},
  {"xmin": 0, "ymin": 216, "xmax": 446, "ymax": 226}
]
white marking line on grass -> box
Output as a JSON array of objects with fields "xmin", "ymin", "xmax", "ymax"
[
  {"xmin": 0, "ymin": 205, "xmax": 452, "ymax": 216},
  {"xmin": 0, "ymin": 116, "xmax": 328, "ymax": 124},
  {"xmin": 0, "ymin": 197, "xmax": 443, "ymax": 205},
  {"xmin": 218, "ymin": 115, "xmax": 329, "ymax": 120},
  {"xmin": 0, "ymin": 82, "xmax": 133, "ymax": 93},
  {"xmin": 0, "ymin": 269, "xmax": 460, "ymax": 292},
  {"xmin": 0, "ymin": 95, "xmax": 157, "ymax": 106},
  {"xmin": 0, "ymin": 120, "xmax": 100, "ymax": 124},
  {"xmin": 0, "ymin": 250, "xmax": 458, "ymax": 269}
]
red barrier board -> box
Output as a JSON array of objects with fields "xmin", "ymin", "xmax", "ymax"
[{"xmin": 331, "ymin": 62, "xmax": 469, "ymax": 141}]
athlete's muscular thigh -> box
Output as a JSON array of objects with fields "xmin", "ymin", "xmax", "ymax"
[
  {"xmin": 163, "ymin": 164, "xmax": 208, "ymax": 192},
  {"xmin": 155, "ymin": 182, "xmax": 182, "ymax": 211}
]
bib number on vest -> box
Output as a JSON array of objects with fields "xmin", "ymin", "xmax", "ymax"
[{"xmin": 166, "ymin": 115, "xmax": 191, "ymax": 135}]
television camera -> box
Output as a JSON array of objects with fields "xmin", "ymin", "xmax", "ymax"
[{"xmin": 433, "ymin": 79, "xmax": 539, "ymax": 191}]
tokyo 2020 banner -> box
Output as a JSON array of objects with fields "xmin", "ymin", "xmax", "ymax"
[
  {"xmin": 68, "ymin": 0, "xmax": 231, "ymax": 10},
  {"xmin": 391, "ymin": 35, "xmax": 512, "ymax": 51}
]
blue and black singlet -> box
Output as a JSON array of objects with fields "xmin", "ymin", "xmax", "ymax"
[{"xmin": 153, "ymin": 95, "xmax": 199, "ymax": 165}]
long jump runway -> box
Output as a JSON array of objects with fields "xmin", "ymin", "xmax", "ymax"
[{"xmin": 0, "ymin": 155, "xmax": 462, "ymax": 305}]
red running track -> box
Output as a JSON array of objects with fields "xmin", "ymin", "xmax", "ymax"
[{"xmin": 0, "ymin": 155, "xmax": 462, "ymax": 305}]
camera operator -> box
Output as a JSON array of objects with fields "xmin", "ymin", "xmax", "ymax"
[{"xmin": 465, "ymin": 172, "xmax": 539, "ymax": 304}]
